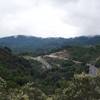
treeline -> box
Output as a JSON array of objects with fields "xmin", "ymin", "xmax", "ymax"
[{"xmin": 0, "ymin": 35, "xmax": 100, "ymax": 53}]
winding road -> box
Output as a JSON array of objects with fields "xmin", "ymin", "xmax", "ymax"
[
  {"xmin": 23, "ymin": 56, "xmax": 52, "ymax": 69},
  {"xmin": 23, "ymin": 55, "xmax": 98, "ymax": 76}
]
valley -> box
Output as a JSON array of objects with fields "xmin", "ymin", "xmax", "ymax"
[{"xmin": 0, "ymin": 36, "xmax": 100, "ymax": 99}]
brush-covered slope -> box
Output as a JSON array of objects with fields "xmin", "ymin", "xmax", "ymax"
[{"xmin": 0, "ymin": 47, "xmax": 43, "ymax": 87}]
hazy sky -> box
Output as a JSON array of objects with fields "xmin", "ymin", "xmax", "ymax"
[{"xmin": 0, "ymin": 0, "xmax": 100, "ymax": 38}]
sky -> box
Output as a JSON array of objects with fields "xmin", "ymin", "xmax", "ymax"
[{"xmin": 0, "ymin": 0, "xmax": 100, "ymax": 38}]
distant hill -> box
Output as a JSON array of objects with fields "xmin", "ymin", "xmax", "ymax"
[{"xmin": 0, "ymin": 35, "xmax": 100, "ymax": 53}]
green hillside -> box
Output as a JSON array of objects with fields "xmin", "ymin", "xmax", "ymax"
[
  {"xmin": 0, "ymin": 35, "xmax": 100, "ymax": 54},
  {"xmin": 0, "ymin": 45, "xmax": 100, "ymax": 100}
]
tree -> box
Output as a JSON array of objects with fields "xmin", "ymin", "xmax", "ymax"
[{"xmin": 63, "ymin": 73, "xmax": 100, "ymax": 100}]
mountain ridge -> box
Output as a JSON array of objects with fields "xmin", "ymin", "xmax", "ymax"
[{"xmin": 0, "ymin": 35, "xmax": 100, "ymax": 53}]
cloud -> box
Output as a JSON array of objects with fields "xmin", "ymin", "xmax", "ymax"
[
  {"xmin": 0, "ymin": 0, "xmax": 79, "ymax": 38},
  {"xmin": 61, "ymin": 0, "xmax": 100, "ymax": 36},
  {"xmin": 0, "ymin": 0, "xmax": 99, "ymax": 38}
]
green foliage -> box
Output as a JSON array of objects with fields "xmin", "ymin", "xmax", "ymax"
[
  {"xmin": 8, "ymin": 83, "xmax": 47, "ymax": 100},
  {"xmin": 95, "ymin": 58, "xmax": 100, "ymax": 68},
  {"xmin": 0, "ymin": 81, "xmax": 47, "ymax": 100},
  {"xmin": 0, "ymin": 45, "xmax": 100, "ymax": 99},
  {"xmin": 54, "ymin": 74, "xmax": 100, "ymax": 100},
  {"xmin": 67, "ymin": 46, "xmax": 100, "ymax": 63}
]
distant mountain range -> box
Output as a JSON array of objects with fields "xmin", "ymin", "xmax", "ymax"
[{"xmin": 0, "ymin": 35, "xmax": 100, "ymax": 53}]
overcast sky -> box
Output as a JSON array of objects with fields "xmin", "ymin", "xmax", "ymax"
[{"xmin": 0, "ymin": 0, "xmax": 99, "ymax": 38}]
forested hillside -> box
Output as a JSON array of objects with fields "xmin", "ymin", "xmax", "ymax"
[
  {"xmin": 0, "ymin": 45, "xmax": 100, "ymax": 99},
  {"xmin": 0, "ymin": 35, "xmax": 100, "ymax": 54}
]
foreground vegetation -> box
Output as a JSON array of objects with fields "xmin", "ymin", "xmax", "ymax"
[{"xmin": 1, "ymin": 73, "xmax": 100, "ymax": 100}]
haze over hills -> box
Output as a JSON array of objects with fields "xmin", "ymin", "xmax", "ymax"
[{"xmin": 0, "ymin": 35, "xmax": 100, "ymax": 53}]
